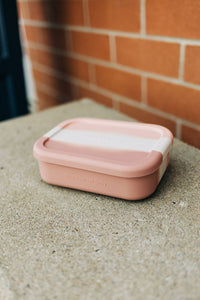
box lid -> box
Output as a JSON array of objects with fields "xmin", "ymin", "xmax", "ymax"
[{"xmin": 33, "ymin": 118, "xmax": 173, "ymax": 178}]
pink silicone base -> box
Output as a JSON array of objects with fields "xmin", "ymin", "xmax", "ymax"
[{"xmin": 38, "ymin": 161, "xmax": 159, "ymax": 201}]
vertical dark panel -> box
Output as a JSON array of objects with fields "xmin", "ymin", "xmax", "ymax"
[{"xmin": 0, "ymin": 0, "xmax": 28, "ymax": 121}]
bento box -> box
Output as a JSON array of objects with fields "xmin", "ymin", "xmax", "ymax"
[{"xmin": 33, "ymin": 118, "xmax": 173, "ymax": 200}]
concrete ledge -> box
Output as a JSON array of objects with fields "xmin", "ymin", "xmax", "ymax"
[{"xmin": 0, "ymin": 99, "xmax": 199, "ymax": 299}]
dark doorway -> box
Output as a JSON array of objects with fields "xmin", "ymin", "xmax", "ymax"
[{"xmin": 0, "ymin": 0, "xmax": 28, "ymax": 121}]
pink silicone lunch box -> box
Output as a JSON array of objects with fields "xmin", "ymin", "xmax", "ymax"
[{"xmin": 33, "ymin": 118, "xmax": 173, "ymax": 200}]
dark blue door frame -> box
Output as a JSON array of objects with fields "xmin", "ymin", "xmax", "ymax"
[{"xmin": 0, "ymin": 0, "xmax": 28, "ymax": 121}]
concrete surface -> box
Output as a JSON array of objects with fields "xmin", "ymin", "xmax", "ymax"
[{"xmin": 0, "ymin": 99, "xmax": 199, "ymax": 300}]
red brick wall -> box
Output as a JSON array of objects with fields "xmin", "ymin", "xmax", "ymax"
[{"xmin": 18, "ymin": 0, "xmax": 200, "ymax": 148}]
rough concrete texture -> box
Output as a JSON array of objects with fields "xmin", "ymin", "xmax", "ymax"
[{"xmin": 0, "ymin": 99, "xmax": 199, "ymax": 300}]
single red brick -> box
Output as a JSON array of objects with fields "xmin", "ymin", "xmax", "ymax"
[
  {"xmin": 39, "ymin": 27, "xmax": 67, "ymax": 50},
  {"xmin": 71, "ymin": 31, "xmax": 110, "ymax": 61},
  {"xmin": 116, "ymin": 37, "xmax": 180, "ymax": 77},
  {"xmin": 95, "ymin": 65, "xmax": 141, "ymax": 101},
  {"xmin": 146, "ymin": 0, "xmax": 200, "ymax": 39},
  {"xmin": 184, "ymin": 45, "xmax": 200, "ymax": 85},
  {"xmin": 28, "ymin": 1, "xmax": 52, "ymax": 22},
  {"xmin": 119, "ymin": 102, "xmax": 176, "ymax": 135},
  {"xmin": 52, "ymin": 0, "xmax": 84, "ymax": 26},
  {"xmin": 24, "ymin": 25, "xmax": 40, "ymax": 44},
  {"xmin": 181, "ymin": 124, "xmax": 200, "ymax": 149},
  {"xmin": 147, "ymin": 79, "xmax": 200, "ymax": 125},
  {"xmin": 28, "ymin": 47, "xmax": 38, "ymax": 62},
  {"xmin": 88, "ymin": 0, "xmax": 140, "ymax": 32}
]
